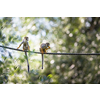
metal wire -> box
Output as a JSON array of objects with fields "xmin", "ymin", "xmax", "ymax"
[{"xmin": 0, "ymin": 45, "xmax": 100, "ymax": 55}]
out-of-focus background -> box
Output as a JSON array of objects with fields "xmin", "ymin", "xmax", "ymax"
[{"xmin": 0, "ymin": 17, "xmax": 100, "ymax": 84}]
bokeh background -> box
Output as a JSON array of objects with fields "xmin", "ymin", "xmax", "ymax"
[{"xmin": 0, "ymin": 17, "xmax": 100, "ymax": 84}]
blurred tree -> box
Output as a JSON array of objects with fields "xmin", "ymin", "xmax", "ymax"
[{"xmin": 0, "ymin": 17, "xmax": 100, "ymax": 84}]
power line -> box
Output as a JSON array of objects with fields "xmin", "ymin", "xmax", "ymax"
[{"xmin": 0, "ymin": 45, "xmax": 100, "ymax": 55}]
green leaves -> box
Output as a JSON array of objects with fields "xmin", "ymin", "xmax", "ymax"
[
  {"xmin": 47, "ymin": 74, "xmax": 53, "ymax": 78},
  {"xmin": 28, "ymin": 49, "xmax": 35, "ymax": 56},
  {"xmin": 0, "ymin": 17, "xmax": 100, "ymax": 84}
]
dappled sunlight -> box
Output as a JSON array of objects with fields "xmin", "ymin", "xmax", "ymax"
[
  {"xmin": 96, "ymin": 34, "xmax": 100, "ymax": 40},
  {"xmin": 27, "ymin": 24, "xmax": 32, "ymax": 29},
  {"xmin": 1, "ymin": 17, "xmax": 100, "ymax": 84},
  {"xmin": 50, "ymin": 60, "xmax": 54, "ymax": 64},
  {"xmin": 74, "ymin": 42, "xmax": 78, "ymax": 47},
  {"xmin": 80, "ymin": 18, "xmax": 84, "ymax": 23},
  {"xmin": 85, "ymin": 22, "xmax": 90, "ymax": 27},
  {"xmin": 32, "ymin": 26, "xmax": 36, "ymax": 30},
  {"xmin": 21, "ymin": 26, "xmax": 27, "ymax": 32},
  {"xmin": 69, "ymin": 33, "xmax": 73, "ymax": 37},
  {"xmin": 70, "ymin": 64, "xmax": 75, "ymax": 69},
  {"xmin": 56, "ymin": 65, "xmax": 60, "ymax": 70},
  {"xmin": 12, "ymin": 24, "xmax": 16, "ymax": 27}
]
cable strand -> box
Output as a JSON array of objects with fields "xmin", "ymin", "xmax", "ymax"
[{"xmin": 0, "ymin": 45, "xmax": 100, "ymax": 55}]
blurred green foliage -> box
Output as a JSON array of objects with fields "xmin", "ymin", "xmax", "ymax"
[{"xmin": 0, "ymin": 17, "xmax": 100, "ymax": 84}]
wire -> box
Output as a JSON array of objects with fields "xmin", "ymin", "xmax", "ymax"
[
  {"xmin": 0, "ymin": 45, "xmax": 100, "ymax": 55},
  {"xmin": 0, "ymin": 45, "xmax": 40, "ymax": 53}
]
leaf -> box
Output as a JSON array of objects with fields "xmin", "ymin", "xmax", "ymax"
[{"xmin": 47, "ymin": 74, "xmax": 53, "ymax": 78}]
